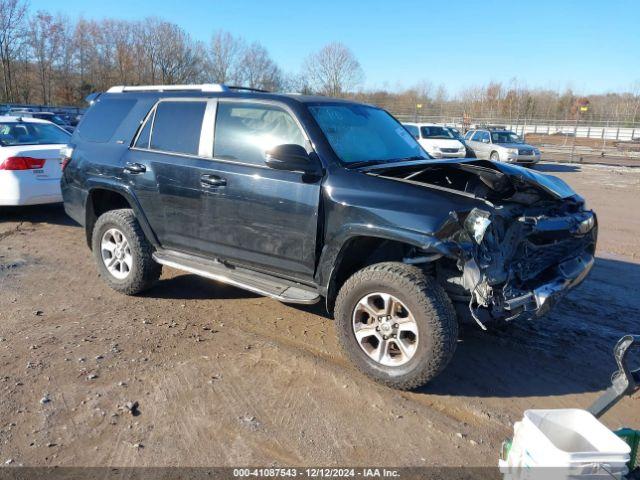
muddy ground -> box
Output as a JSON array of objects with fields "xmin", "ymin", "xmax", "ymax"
[{"xmin": 0, "ymin": 162, "xmax": 638, "ymax": 468}]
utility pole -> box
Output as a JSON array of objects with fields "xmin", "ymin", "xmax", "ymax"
[
  {"xmin": 570, "ymin": 100, "xmax": 589, "ymax": 163},
  {"xmin": 414, "ymin": 103, "xmax": 422, "ymax": 122}
]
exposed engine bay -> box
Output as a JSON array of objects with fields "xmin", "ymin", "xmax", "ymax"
[{"xmin": 368, "ymin": 159, "xmax": 597, "ymax": 327}]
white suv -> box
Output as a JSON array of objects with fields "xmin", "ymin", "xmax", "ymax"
[
  {"xmin": 403, "ymin": 123, "xmax": 466, "ymax": 159},
  {"xmin": 464, "ymin": 128, "xmax": 541, "ymax": 165}
]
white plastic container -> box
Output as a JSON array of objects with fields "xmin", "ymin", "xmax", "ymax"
[{"xmin": 500, "ymin": 409, "xmax": 631, "ymax": 479}]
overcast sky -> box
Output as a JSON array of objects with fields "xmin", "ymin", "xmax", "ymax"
[{"xmin": 29, "ymin": 0, "xmax": 640, "ymax": 95}]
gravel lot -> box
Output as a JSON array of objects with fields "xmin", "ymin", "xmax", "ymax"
[{"xmin": 0, "ymin": 162, "xmax": 638, "ymax": 467}]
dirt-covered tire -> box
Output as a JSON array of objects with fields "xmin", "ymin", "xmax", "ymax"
[
  {"xmin": 91, "ymin": 208, "xmax": 161, "ymax": 295},
  {"xmin": 490, "ymin": 151, "xmax": 500, "ymax": 161},
  {"xmin": 334, "ymin": 262, "xmax": 458, "ymax": 390}
]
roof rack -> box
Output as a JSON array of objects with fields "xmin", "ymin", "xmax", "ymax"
[
  {"xmin": 225, "ymin": 85, "xmax": 269, "ymax": 93},
  {"xmin": 107, "ymin": 84, "xmax": 227, "ymax": 93},
  {"xmin": 106, "ymin": 84, "xmax": 269, "ymax": 94}
]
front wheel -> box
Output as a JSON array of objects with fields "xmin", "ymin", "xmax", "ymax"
[
  {"xmin": 334, "ymin": 262, "xmax": 458, "ymax": 390},
  {"xmin": 490, "ymin": 151, "xmax": 500, "ymax": 161}
]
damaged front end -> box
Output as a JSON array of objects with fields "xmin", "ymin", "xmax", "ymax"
[{"xmin": 370, "ymin": 159, "xmax": 598, "ymax": 327}]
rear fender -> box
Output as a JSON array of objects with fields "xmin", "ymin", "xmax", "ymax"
[{"xmin": 85, "ymin": 179, "xmax": 159, "ymax": 248}]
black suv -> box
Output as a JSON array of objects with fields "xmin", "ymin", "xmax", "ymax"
[{"xmin": 61, "ymin": 84, "xmax": 597, "ymax": 389}]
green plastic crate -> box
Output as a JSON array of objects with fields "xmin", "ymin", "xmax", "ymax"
[{"xmin": 615, "ymin": 428, "xmax": 640, "ymax": 471}]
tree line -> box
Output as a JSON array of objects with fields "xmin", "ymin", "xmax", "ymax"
[{"xmin": 1, "ymin": 0, "xmax": 639, "ymax": 124}]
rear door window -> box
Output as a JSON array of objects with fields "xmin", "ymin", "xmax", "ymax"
[
  {"xmin": 78, "ymin": 98, "xmax": 136, "ymax": 143},
  {"xmin": 149, "ymin": 101, "xmax": 207, "ymax": 155}
]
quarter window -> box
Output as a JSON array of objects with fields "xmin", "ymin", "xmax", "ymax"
[
  {"xmin": 149, "ymin": 101, "xmax": 207, "ymax": 155},
  {"xmin": 78, "ymin": 98, "xmax": 136, "ymax": 143},
  {"xmin": 213, "ymin": 102, "xmax": 306, "ymax": 165}
]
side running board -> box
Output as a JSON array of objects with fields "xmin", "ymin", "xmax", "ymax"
[{"xmin": 152, "ymin": 249, "xmax": 321, "ymax": 305}]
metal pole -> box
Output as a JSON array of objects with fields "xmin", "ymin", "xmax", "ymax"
[{"xmin": 570, "ymin": 115, "xmax": 579, "ymax": 163}]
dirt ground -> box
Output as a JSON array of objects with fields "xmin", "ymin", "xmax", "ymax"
[{"xmin": 0, "ymin": 162, "xmax": 639, "ymax": 468}]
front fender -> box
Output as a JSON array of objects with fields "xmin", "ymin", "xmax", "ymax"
[{"xmin": 315, "ymin": 222, "xmax": 454, "ymax": 295}]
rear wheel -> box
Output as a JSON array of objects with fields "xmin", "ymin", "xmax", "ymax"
[
  {"xmin": 334, "ymin": 262, "xmax": 458, "ymax": 390},
  {"xmin": 490, "ymin": 151, "xmax": 500, "ymax": 161},
  {"xmin": 91, "ymin": 209, "xmax": 161, "ymax": 295}
]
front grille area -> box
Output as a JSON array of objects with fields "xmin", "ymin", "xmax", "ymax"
[
  {"xmin": 441, "ymin": 148, "xmax": 461, "ymax": 153},
  {"xmin": 518, "ymin": 148, "xmax": 534, "ymax": 155},
  {"xmin": 511, "ymin": 233, "xmax": 594, "ymax": 283}
]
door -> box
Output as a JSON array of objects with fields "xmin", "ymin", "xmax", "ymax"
[
  {"xmin": 199, "ymin": 100, "xmax": 322, "ymax": 281},
  {"xmin": 124, "ymin": 98, "xmax": 213, "ymax": 252},
  {"xmin": 469, "ymin": 130, "xmax": 491, "ymax": 159}
]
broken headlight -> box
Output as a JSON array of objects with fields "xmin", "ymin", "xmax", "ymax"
[
  {"xmin": 464, "ymin": 208, "xmax": 492, "ymax": 244},
  {"xmin": 577, "ymin": 212, "xmax": 596, "ymax": 234}
]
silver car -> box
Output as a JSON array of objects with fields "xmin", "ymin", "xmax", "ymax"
[{"xmin": 465, "ymin": 129, "xmax": 541, "ymax": 165}]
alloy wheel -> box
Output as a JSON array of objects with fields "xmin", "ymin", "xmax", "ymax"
[{"xmin": 352, "ymin": 292, "xmax": 419, "ymax": 367}]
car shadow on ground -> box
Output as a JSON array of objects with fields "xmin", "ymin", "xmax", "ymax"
[
  {"xmin": 421, "ymin": 256, "xmax": 640, "ymax": 398},
  {"xmin": 534, "ymin": 162, "xmax": 582, "ymax": 173},
  {"xmin": 0, "ymin": 203, "xmax": 76, "ymax": 227},
  {"xmin": 145, "ymin": 274, "xmax": 261, "ymax": 300}
]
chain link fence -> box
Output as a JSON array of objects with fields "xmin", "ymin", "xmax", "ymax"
[{"xmin": 388, "ymin": 110, "xmax": 640, "ymax": 166}]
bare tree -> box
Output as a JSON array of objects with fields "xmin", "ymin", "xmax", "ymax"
[
  {"xmin": 0, "ymin": 0, "xmax": 28, "ymax": 101},
  {"xmin": 303, "ymin": 42, "xmax": 363, "ymax": 96},
  {"xmin": 237, "ymin": 42, "xmax": 282, "ymax": 90},
  {"xmin": 147, "ymin": 20, "xmax": 204, "ymax": 84},
  {"xmin": 29, "ymin": 11, "xmax": 65, "ymax": 104},
  {"xmin": 207, "ymin": 30, "xmax": 243, "ymax": 84}
]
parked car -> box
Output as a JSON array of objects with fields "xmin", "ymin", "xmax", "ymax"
[
  {"xmin": 9, "ymin": 110, "xmax": 75, "ymax": 133},
  {"xmin": 402, "ymin": 122, "xmax": 466, "ymax": 158},
  {"xmin": 0, "ymin": 116, "xmax": 71, "ymax": 205},
  {"xmin": 61, "ymin": 84, "xmax": 596, "ymax": 390},
  {"xmin": 465, "ymin": 128, "xmax": 541, "ymax": 165}
]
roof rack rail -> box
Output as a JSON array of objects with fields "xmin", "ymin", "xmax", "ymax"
[
  {"xmin": 106, "ymin": 84, "xmax": 228, "ymax": 93},
  {"xmin": 226, "ymin": 85, "xmax": 269, "ymax": 93},
  {"xmin": 106, "ymin": 84, "xmax": 270, "ymax": 94}
]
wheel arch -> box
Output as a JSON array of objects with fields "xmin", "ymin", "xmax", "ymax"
[
  {"xmin": 84, "ymin": 183, "xmax": 158, "ymax": 249},
  {"xmin": 321, "ymin": 230, "xmax": 449, "ymax": 314}
]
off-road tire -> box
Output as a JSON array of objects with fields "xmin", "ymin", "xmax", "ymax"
[
  {"xmin": 334, "ymin": 262, "xmax": 458, "ymax": 390},
  {"xmin": 91, "ymin": 208, "xmax": 161, "ymax": 295},
  {"xmin": 490, "ymin": 151, "xmax": 500, "ymax": 161}
]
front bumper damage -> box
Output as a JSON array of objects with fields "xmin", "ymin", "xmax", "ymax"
[
  {"xmin": 502, "ymin": 252, "xmax": 593, "ymax": 317},
  {"xmin": 367, "ymin": 159, "xmax": 598, "ymax": 328},
  {"xmin": 438, "ymin": 208, "xmax": 597, "ymax": 328}
]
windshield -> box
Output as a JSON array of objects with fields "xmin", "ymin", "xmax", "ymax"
[
  {"xmin": 308, "ymin": 104, "xmax": 428, "ymax": 165},
  {"xmin": 0, "ymin": 122, "xmax": 70, "ymax": 146},
  {"xmin": 420, "ymin": 126, "xmax": 454, "ymax": 139},
  {"xmin": 491, "ymin": 131, "xmax": 522, "ymax": 144}
]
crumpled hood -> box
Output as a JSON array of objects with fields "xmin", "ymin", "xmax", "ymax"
[
  {"xmin": 488, "ymin": 161, "xmax": 575, "ymax": 199},
  {"xmin": 364, "ymin": 158, "xmax": 578, "ymax": 202}
]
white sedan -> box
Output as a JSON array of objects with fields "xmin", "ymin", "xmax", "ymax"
[{"xmin": 0, "ymin": 116, "xmax": 71, "ymax": 206}]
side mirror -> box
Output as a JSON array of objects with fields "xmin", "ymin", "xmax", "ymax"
[{"xmin": 265, "ymin": 144, "xmax": 317, "ymax": 174}]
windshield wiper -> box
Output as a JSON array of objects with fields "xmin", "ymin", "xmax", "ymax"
[
  {"xmin": 391, "ymin": 156, "xmax": 428, "ymax": 162},
  {"xmin": 347, "ymin": 156, "xmax": 428, "ymax": 169},
  {"xmin": 345, "ymin": 159, "xmax": 390, "ymax": 169}
]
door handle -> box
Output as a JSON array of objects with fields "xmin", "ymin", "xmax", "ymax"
[
  {"xmin": 200, "ymin": 174, "xmax": 227, "ymax": 188},
  {"xmin": 124, "ymin": 162, "xmax": 146, "ymax": 174}
]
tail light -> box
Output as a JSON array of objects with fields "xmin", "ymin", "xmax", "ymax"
[
  {"xmin": 60, "ymin": 145, "xmax": 74, "ymax": 171},
  {"xmin": 0, "ymin": 156, "xmax": 46, "ymax": 170}
]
